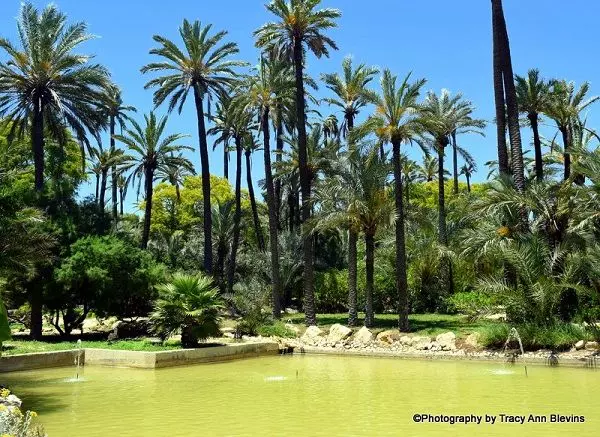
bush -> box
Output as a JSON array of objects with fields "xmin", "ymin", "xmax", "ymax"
[
  {"xmin": 233, "ymin": 279, "xmax": 272, "ymax": 336},
  {"xmin": 257, "ymin": 321, "xmax": 297, "ymax": 338},
  {"xmin": 479, "ymin": 323, "xmax": 590, "ymax": 351},
  {"xmin": 150, "ymin": 273, "xmax": 224, "ymax": 348},
  {"xmin": 315, "ymin": 269, "xmax": 348, "ymax": 313}
]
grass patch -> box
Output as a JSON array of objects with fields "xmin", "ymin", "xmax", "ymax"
[
  {"xmin": 1, "ymin": 339, "xmax": 181, "ymax": 356},
  {"xmin": 284, "ymin": 312, "xmax": 497, "ymax": 338},
  {"xmin": 478, "ymin": 323, "xmax": 590, "ymax": 351}
]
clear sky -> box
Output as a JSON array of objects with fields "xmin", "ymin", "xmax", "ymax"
[{"xmin": 1, "ymin": 1, "xmax": 599, "ymax": 211}]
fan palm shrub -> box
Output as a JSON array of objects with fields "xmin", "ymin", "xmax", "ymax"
[{"xmin": 150, "ymin": 273, "xmax": 223, "ymax": 348}]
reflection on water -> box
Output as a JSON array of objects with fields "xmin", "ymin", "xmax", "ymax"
[{"xmin": 3, "ymin": 355, "xmax": 599, "ymax": 437}]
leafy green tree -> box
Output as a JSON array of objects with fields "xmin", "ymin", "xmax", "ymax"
[
  {"xmin": 142, "ymin": 20, "xmax": 245, "ymax": 273},
  {"xmin": 114, "ymin": 112, "xmax": 193, "ymax": 249},
  {"xmin": 54, "ymin": 235, "xmax": 166, "ymax": 335},
  {"xmin": 255, "ymin": 0, "xmax": 341, "ymax": 326},
  {"xmin": 370, "ymin": 70, "xmax": 425, "ymax": 331},
  {"xmin": 150, "ymin": 273, "xmax": 224, "ymax": 348},
  {"xmin": 0, "ymin": 2, "xmax": 109, "ymax": 192}
]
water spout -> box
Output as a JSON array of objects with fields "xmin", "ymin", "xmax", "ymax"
[
  {"xmin": 502, "ymin": 327, "xmax": 528, "ymax": 376},
  {"xmin": 74, "ymin": 339, "xmax": 83, "ymax": 380}
]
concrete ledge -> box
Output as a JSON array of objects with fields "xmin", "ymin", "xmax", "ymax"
[
  {"xmin": 0, "ymin": 350, "xmax": 81, "ymax": 373},
  {"xmin": 298, "ymin": 346, "xmax": 597, "ymax": 368},
  {"xmin": 0, "ymin": 342, "xmax": 280, "ymax": 372}
]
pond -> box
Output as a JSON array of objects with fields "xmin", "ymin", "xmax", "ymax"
[{"xmin": 2, "ymin": 355, "xmax": 598, "ymax": 436}]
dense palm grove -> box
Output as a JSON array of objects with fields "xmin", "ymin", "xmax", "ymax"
[{"xmin": 1, "ymin": 0, "xmax": 600, "ymax": 347}]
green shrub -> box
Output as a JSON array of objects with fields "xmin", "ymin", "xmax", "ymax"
[
  {"xmin": 315, "ymin": 269, "xmax": 348, "ymax": 313},
  {"xmin": 233, "ymin": 279, "xmax": 272, "ymax": 336},
  {"xmin": 479, "ymin": 323, "xmax": 590, "ymax": 351},
  {"xmin": 150, "ymin": 273, "xmax": 223, "ymax": 348},
  {"xmin": 257, "ymin": 321, "xmax": 297, "ymax": 338}
]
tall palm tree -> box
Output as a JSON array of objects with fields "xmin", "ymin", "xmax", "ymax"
[
  {"xmin": 491, "ymin": 0, "xmax": 525, "ymax": 190},
  {"xmin": 451, "ymin": 107, "xmax": 485, "ymax": 195},
  {"xmin": 370, "ymin": 70, "xmax": 425, "ymax": 331},
  {"xmin": 142, "ymin": 19, "xmax": 245, "ymax": 273},
  {"xmin": 255, "ymin": 0, "xmax": 341, "ymax": 326},
  {"xmin": 243, "ymin": 137, "xmax": 266, "ymax": 252},
  {"xmin": 88, "ymin": 159, "xmax": 102, "ymax": 203},
  {"xmin": 420, "ymin": 90, "xmax": 483, "ymax": 299},
  {"xmin": 211, "ymin": 200, "xmax": 235, "ymax": 293},
  {"xmin": 89, "ymin": 146, "xmax": 129, "ymax": 210},
  {"xmin": 460, "ymin": 163, "xmax": 475, "ymax": 193},
  {"xmin": 114, "ymin": 112, "xmax": 193, "ymax": 249},
  {"xmin": 545, "ymin": 80, "xmax": 599, "ymax": 181},
  {"xmin": 401, "ymin": 156, "xmax": 419, "ymax": 208},
  {"xmin": 316, "ymin": 145, "xmax": 393, "ymax": 327},
  {"xmin": 0, "ymin": 2, "xmax": 110, "ymax": 192},
  {"xmin": 116, "ymin": 172, "xmax": 128, "ymax": 216},
  {"xmin": 156, "ymin": 153, "xmax": 195, "ymax": 202},
  {"xmin": 417, "ymin": 154, "xmax": 446, "ymax": 182},
  {"xmin": 515, "ymin": 69, "xmax": 550, "ymax": 182},
  {"xmin": 236, "ymin": 57, "xmax": 295, "ymax": 318},
  {"xmin": 321, "ymin": 56, "xmax": 379, "ymax": 135},
  {"xmin": 100, "ymin": 84, "xmax": 136, "ymax": 220}
]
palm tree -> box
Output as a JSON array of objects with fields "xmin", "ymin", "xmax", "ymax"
[
  {"xmin": 515, "ymin": 69, "xmax": 550, "ymax": 182},
  {"xmin": 114, "ymin": 112, "xmax": 193, "ymax": 249},
  {"xmin": 211, "ymin": 200, "xmax": 235, "ymax": 293},
  {"xmin": 88, "ymin": 159, "xmax": 102, "ymax": 203},
  {"xmin": 156, "ymin": 153, "xmax": 195, "ymax": 202},
  {"xmin": 370, "ymin": 70, "xmax": 425, "ymax": 331},
  {"xmin": 89, "ymin": 146, "xmax": 129, "ymax": 210},
  {"xmin": 460, "ymin": 163, "xmax": 475, "ymax": 193},
  {"xmin": 321, "ymin": 56, "xmax": 379, "ymax": 135},
  {"xmin": 142, "ymin": 19, "xmax": 245, "ymax": 273},
  {"xmin": 0, "ymin": 2, "xmax": 110, "ymax": 192},
  {"xmin": 545, "ymin": 80, "xmax": 599, "ymax": 181},
  {"xmin": 243, "ymin": 137, "xmax": 266, "ymax": 251},
  {"xmin": 417, "ymin": 154, "xmax": 441, "ymax": 182},
  {"xmin": 450, "ymin": 107, "xmax": 485, "ymax": 195},
  {"xmin": 401, "ymin": 156, "xmax": 419, "ymax": 208},
  {"xmin": 491, "ymin": 0, "xmax": 525, "ymax": 190},
  {"xmin": 116, "ymin": 173, "xmax": 128, "ymax": 215},
  {"xmin": 255, "ymin": 0, "xmax": 341, "ymax": 326},
  {"xmin": 316, "ymin": 145, "xmax": 393, "ymax": 327},
  {"xmin": 150, "ymin": 273, "xmax": 223, "ymax": 348},
  {"xmin": 236, "ymin": 57, "xmax": 295, "ymax": 318}
]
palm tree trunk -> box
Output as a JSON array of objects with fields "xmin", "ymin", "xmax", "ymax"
[
  {"xmin": 245, "ymin": 150, "xmax": 265, "ymax": 251},
  {"xmin": 99, "ymin": 169, "xmax": 108, "ymax": 210},
  {"xmin": 491, "ymin": 0, "xmax": 509, "ymax": 175},
  {"xmin": 262, "ymin": 108, "xmax": 282, "ymax": 318},
  {"xmin": 95, "ymin": 174, "xmax": 100, "ymax": 203},
  {"xmin": 466, "ymin": 174, "xmax": 471, "ymax": 193},
  {"xmin": 452, "ymin": 130, "xmax": 459, "ymax": 194},
  {"xmin": 110, "ymin": 117, "xmax": 118, "ymax": 221},
  {"xmin": 405, "ymin": 177, "xmax": 410, "ymax": 209},
  {"xmin": 495, "ymin": 0, "xmax": 525, "ymax": 192},
  {"xmin": 364, "ymin": 231, "xmax": 375, "ymax": 328},
  {"xmin": 437, "ymin": 141, "xmax": 453, "ymax": 301},
  {"xmin": 288, "ymin": 190, "xmax": 296, "ymax": 232},
  {"xmin": 560, "ymin": 126, "xmax": 571, "ymax": 180},
  {"xmin": 29, "ymin": 282, "xmax": 43, "ymax": 340},
  {"xmin": 175, "ymin": 183, "xmax": 181, "ymax": 202},
  {"xmin": 223, "ymin": 144, "xmax": 229, "ymax": 181},
  {"xmin": 293, "ymin": 37, "xmax": 316, "ymax": 326},
  {"xmin": 347, "ymin": 228, "xmax": 358, "ymax": 326},
  {"xmin": 193, "ymin": 85, "xmax": 213, "ymax": 273},
  {"xmin": 32, "ymin": 98, "xmax": 45, "ymax": 192},
  {"xmin": 141, "ymin": 167, "xmax": 154, "ymax": 249},
  {"xmin": 227, "ymin": 137, "xmax": 243, "ymax": 295},
  {"xmin": 529, "ymin": 113, "xmax": 543, "ymax": 181},
  {"xmin": 392, "ymin": 140, "xmax": 409, "ymax": 331},
  {"xmin": 119, "ymin": 187, "xmax": 124, "ymax": 216},
  {"xmin": 274, "ymin": 105, "xmax": 284, "ymax": 229}
]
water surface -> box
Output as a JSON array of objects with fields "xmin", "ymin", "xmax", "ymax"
[{"xmin": 3, "ymin": 355, "xmax": 598, "ymax": 436}]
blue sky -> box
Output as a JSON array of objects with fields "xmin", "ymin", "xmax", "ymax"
[{"xmin": 1, "ymin": 1, "xmax": 599, "ymax": 211}]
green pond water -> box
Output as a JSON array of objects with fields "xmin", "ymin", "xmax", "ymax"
[{"xmin": 3, "ymin": 355, "xmax": 599, "ymax": 436}]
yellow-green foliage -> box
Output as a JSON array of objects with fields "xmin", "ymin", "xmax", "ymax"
[
  {"xmin": 147, "ymin": 175, "xmax": 254, "ymax": 235},
  {"xmin": 410, "ymin": 180, "xmax": 485, "ymax": 209}
]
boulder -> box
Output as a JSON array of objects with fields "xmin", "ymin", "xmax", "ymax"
[
  {"xmin": 399, "ymin": 335, "xmax": 413, "ymax": 345},
  {"xmin": 328, "ymin": 324, "xmax": 353, "ymax": 343},
  {"xmin": 585, "ymin": 341, "xmax": 599, "ymax": 351},
  {"xmin": 574, "ymin": 340, "xmax": 586, "ymax": 350},
  {"xmin": 412, "ymin": 336, "xmax": 432, "ymax": 350},
  {"xmin": 376, "ymin": 330, "xmax": 401, "ymax": 345},
  {"xmin": 435, "ymin": 332, "xmax": 457, "ymax": 351},
  {"xmin": 301, "ymin": 326, "xmax": 324, "ymax": 345},
  {"xmin": 464, "ymin": 332, "xmax": 481, "ymax": 349},
  {"xmin": 0, "ymin": 394, "xmax": 22, "ymax": 408},
  {"xmin": 353, "ymin": 326, "xmax": 374, "ymax": 344}
]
